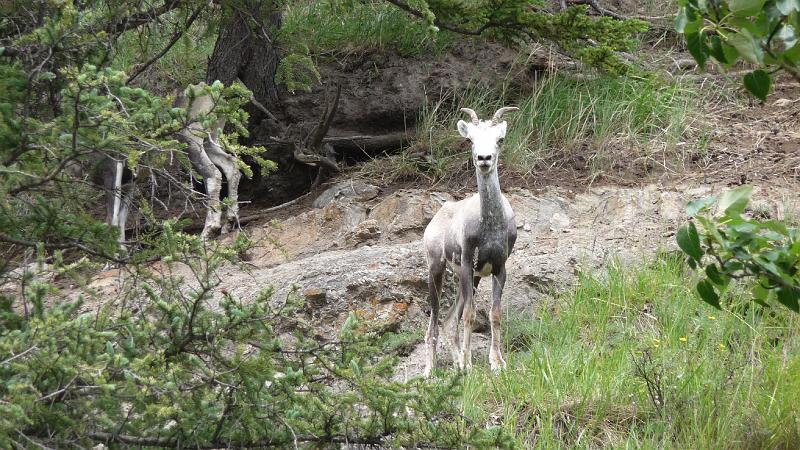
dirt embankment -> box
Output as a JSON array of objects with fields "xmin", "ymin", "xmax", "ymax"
[
  {"xmin": 76, "ymin": 178, "xmax": 800, "ymax": 376},
  {"xmin": 241, "ymin": 41, "xmax": 547, "ymax": 205}
]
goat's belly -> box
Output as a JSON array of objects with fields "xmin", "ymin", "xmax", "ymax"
[
  {"xmin": 475, "ymin": 262, "xmax": 493, "ymax": 278},
  {"xmin": 446, "ymin": 261, "xmax": 494, "ymax": 278}
]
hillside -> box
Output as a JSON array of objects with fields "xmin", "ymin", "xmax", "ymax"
[{"xmin": 4, "ymin": 0, "xmax": 800, "ymax": 448}]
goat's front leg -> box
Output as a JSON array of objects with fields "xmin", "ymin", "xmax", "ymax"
[
  {"xmin": 443, "ymin": 277, "xmax": 463, "ymax": 369},
  {"xmin": 489, "ymin": 266, "xmax": 507, "ymax": 373},
  {"xmin": 459, "ymin": 262, "xmax": 476, "ymax": 370},
  {"xmin": 117, "ymin": 186, "xmax": 132, "ymax": 245}
]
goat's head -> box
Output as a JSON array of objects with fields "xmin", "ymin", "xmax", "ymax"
[{"xmin": 457, "ymin": 107, "xmax": 518, "ymax": 174}]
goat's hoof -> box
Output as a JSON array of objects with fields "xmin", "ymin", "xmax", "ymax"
[
  {"xmin": 201, "ymin": 225, "xmax": 222, "ymax": 240},
  {"xmin": 490, "ymin": 358, "xmax": 507, "ymax": 374}
]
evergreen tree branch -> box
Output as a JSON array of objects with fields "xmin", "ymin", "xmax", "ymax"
[
  {"xmin": 383, "ymin": 0, "xmax": 516, "ymax": 36},
  {"xmin": 567, "ymin": 0, "xmax": 625, "ymax": 20},
  {"xmin": 0, "ymin": 233, "xmax": 128, "ymax": 264},
  {"xmin": 126, "ymin": 4, "xmax": 205, "ymax": 85},
  {"xmin": 84, "ymin": 431, "xmax": 391, "ymax": 448},
  {"xmin": 105, "ymin": 0, "xmax": 186, "ymax": 36}
]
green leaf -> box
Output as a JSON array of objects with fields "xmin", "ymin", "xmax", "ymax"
[
  {"xmin": 723, "ymin": 40, "xmax": 741, "ymax": 65},
  {"xmin": 743, "ymin": 70, "xmax": 771, "ymax": 101},
  {"xmin": 777, "ymin": 0, "xmax": 800, "ymax": 14},
  {"xmin": 718, "ymin": 185, "xmax": 753, "ymax": 217},
  {"xmin": 728, "ymin": 220, "xmax": 759, "ymax": 233},
  {"xmin": 38, "ymin": 71, "xmax": 56, "ymax": 82},
  {"xmin": 709, "ymin": 35, "xmax": 729, "ymax": 64},
  {"xmin": 728, "ymin": 30, "xmax": 765, "ymax": 64},
  {"xmin": 762, "ymin": 220, "xmax": 789, "ymax": 235},
  {"xmin": 697, "ymin": 280, "xmax": 722, "ymax": 309},
  {"xmin": 754, "ymin": 256, "xmax": 794, "ymax": 284},
  {"xmin": 776, "ymin": 24, "xmax": 798, "ymax": 49},
  {"xmin": 675, "ymin": 6, "xmax": 691, "ymax": 33},
  {"xmin": 705, "ymin": 264, "xmax": 728, "ymax": 286},
  {"xmin": 686, "ymin": 32, "xmax": 708, "ymax": 68},
  {"xmin": 783, "ymin": 40, "xmax": 800, "ymax": 65},
  {"xmin": 677, "ymin": 222, "xmax": 703, "ymax": 262},
  {"xmin": 686, "ymin": 196, "xmax": 716, "ymax": 216},
  {"xmin": 776, "ymin": 286, "xmax": 800, "ymax": 312},
  {"xmin": 752, "ymin": 281, "xmax": 770, "ymax": 302},
  {"xmin": 730, "ymin": 0, "xmax": 767, "ymax": 16}
]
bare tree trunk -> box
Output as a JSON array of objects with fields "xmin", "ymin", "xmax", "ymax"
[{"xmin": 206, "ymin": 0, "xmax": 281, "ymax": 121}]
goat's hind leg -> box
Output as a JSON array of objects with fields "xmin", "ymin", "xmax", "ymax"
[
  {"xmin": 442, "ymin": 276, "xmax": 462, "ymax": 370},
  {"xmin": 443, "ymin": 272, "xmax": 480, "ymax": 370},
  {"xmin": 424, "ymin": 260, "xmax": 445, "ymax": 378},
  {"xmin": 204, "ymin": 136, "xmax": 241, "ymax": 233},
  {"xmin": 181, "ymin": 128, "xmax": 223, "ymax": 238},
  {"xmin": 459, "ymin": 271, "xmax": 479, "ymax": 371},
  {"xmin": 489, "ymin": 267, "xmax": 507, "ymax": 373}
]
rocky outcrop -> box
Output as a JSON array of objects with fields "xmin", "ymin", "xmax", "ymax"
[{"xmin": 76, "ymin": 181, "xmax": 800, "ymax": 375}]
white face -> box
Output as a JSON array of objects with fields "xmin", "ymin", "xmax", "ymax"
[{"xmin": 457, "ymin": 119, "xmax": 508, "ymax": 174}]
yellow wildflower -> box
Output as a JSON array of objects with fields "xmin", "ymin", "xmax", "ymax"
[
  {"xmin": 679, "ymin": 336, "xmax": 687, "ymax": 342},
  {"xmin": 708, "ymin": 315, "xmax": 716, "ymax": 321}
]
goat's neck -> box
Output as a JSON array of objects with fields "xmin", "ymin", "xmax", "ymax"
[{"xmin": 476, "ymin": 168, "xmax": 505, "ymax": 232}]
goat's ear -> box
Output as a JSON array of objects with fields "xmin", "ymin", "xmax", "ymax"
[
  {"xmin": 495, "ymin": 121, "xmax": 508, "ymax": 139},
  {"xmin": 457, "ymin": 120, "xmax": 470, "ymax": 138}
]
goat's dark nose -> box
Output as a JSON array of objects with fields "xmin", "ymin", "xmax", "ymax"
[{"xmin": 477, "ymin": 155, "xmax": 492, "ymax": 162}]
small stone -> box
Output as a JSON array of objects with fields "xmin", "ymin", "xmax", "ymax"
[
  {"xmin": 303, "ymin": 288, "xmax": 326, "ymax": 301},
  {"xmin": 347, "ymin": 219, "xmax": 382, "ymax": 244},
  {"xmin": 523, "ymin": 222, "xmax": 531, "ymax": 232},
  {"xmin": 312, "ymin": 180, "xmax": 380, "ymax": 208}
]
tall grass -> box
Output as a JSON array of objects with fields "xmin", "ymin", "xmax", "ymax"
[
  {"xmin": 410, "ymin": 74, "xmax": 697, "ymax": 177},
  {"xmin": 457, "ymin": 255, "xmax": 800, "ymax": 447},
  {"xmin": 280, "ymin": 0, "xmax": 456, "ymax": 57}
]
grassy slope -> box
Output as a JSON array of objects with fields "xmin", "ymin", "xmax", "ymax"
[
  {"xmin": 279, "ymin": 0, "xmax": 455, "ymax": 57},
  {"xmin": 454, "ymin": 256, "xmax": 800, "ymax": 448},
  {"xmin": 361, "ymin": 72, "xmax": 700, "ymax": 184},
  {"xmin": 427, "ymin": 74, "xmax": 696, "ymax": 172}
]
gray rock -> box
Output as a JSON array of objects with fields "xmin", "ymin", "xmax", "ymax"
[{"xmin": 312, "ymin": 180, "xmax": 379, "ymax": 209}]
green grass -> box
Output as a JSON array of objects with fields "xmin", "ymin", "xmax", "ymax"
[
  {"xmin": 452, "ymin": 255, "xmax": 800, "ymax": 447},
  {"xmin": 111, "ymin": 1, "xmax": 454, "ymax": 96},
  {"xmin": 280, "ymin": 0, "xmax": 456, "ymax": 57},
  {"xmin": 404, "ymin": 74, "xmax": 698, "ymax": 179}
]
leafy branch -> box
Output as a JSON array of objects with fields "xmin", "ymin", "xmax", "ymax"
[
  {"xmin": 677, "ymin": 185, "xmax": 800, "ymax": 312},
  {"xmin": 675, "ymin": 0, "xmax": 800, "ymax": 100}
]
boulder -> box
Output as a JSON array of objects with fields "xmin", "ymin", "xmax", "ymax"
[{"xmin": 312, "ymin": 180, "xmax": 380, "ymax": 208}]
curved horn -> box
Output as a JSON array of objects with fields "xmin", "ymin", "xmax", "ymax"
[
  {"xmin": 460, "ymin": 108, "xmax": 480, "ymax": 125},
  {"xmin": 491, "ymin": 106, "xmax": 519, "ymax": 125}
]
